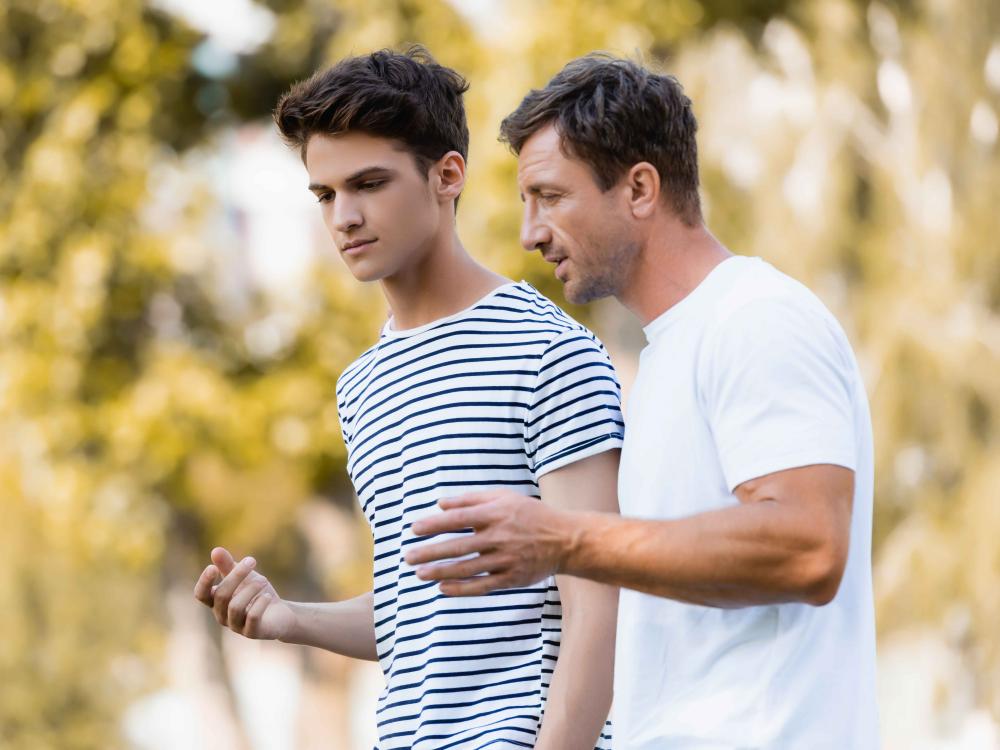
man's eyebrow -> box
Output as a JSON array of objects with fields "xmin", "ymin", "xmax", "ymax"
[
  {"xmin": 308, "ymin": 166, "xmax": 396, "ymax": 192},
  {"xmin": 523, "ymin": 184, "xmax": 560, "ymax": 196}
]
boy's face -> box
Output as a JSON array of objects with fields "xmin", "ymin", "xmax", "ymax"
[
  {"xmin": 516, "ymin": 124, "xmax": 639, "ymax": 304},
  {"xmin": 305, "ymin": 131, "xmax": 442, "ymax": 283}
]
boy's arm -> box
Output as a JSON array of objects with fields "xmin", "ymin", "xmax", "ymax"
[
  {"xmin": 194, "ymin": 546, "xmax": 378, "ymax": 662},
  {"xmin": 533, "ymin": 450, "xmax": 620, "ymax": 750},
  {"xmin": 280, "ymin": 594, "xmax": 377, "ymax": 661}
]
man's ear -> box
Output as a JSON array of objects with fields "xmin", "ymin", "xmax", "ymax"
[
  {"xmin": 624, "ymin": 161, "xmax": 660, "ymax": 220},
  {"xmin": 433, "ymin": 150, "xmax": 466, "ymax": 204}
]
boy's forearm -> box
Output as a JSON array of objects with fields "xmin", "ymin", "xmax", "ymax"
[
  {"xmin": 535, "ymin": 576, "xmax": 617, "ymax": 750},
  {"xmin": 279, "ymin": 590, "xmax": 378, "ymax": 661}
]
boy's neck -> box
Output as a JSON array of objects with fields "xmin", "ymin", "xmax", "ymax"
[{"xmin": 380, "ymin": 231, "xmax": 509, "ymax": 331}]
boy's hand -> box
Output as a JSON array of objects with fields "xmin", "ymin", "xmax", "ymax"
[{"xmin": 193, "ymin": 546, "xmax": 296, "ymax": 641}]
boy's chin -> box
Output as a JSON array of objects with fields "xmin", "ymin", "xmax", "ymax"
[{"xmin": 343, "ymin": 260, "xmax": 393, "ymax": 284}]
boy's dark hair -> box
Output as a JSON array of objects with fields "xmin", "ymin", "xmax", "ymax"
[
  {"xmin": 274, "ymin": 46, "xmax": 469, "ymax": 177},
  {"xmin": 500, "ymin": 54, "xmax": 702, "ymax": 226}
]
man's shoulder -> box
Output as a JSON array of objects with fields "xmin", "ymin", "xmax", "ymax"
[
  {"xmin": 708, "ymin": 258, "xmax": 842, "ymax": 338},
  {"xmin": 698, "ymin": 258, "xmax": 856, "ymax": 387}
]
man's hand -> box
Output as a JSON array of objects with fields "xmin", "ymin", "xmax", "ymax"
[
  {"xmin": 193, "ymin": 547, "xmax": 296, "ymax": 640},
  {"xmin": 405, "ymin": 490, "xmax": 576, "ymax": 596}
]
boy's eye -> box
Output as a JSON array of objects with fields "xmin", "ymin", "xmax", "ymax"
[
  {"xmin": 316, "ymin": 192, "xmax": 334, "ymax": 204},
  {"xmin": 360, "ymin": 180, "xmax": 385, "ymax": 191}
]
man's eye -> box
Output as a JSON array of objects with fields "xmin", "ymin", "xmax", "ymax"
[{"xmin": 539, "ymin": 193, "xmax": 559, "ymax": 203}]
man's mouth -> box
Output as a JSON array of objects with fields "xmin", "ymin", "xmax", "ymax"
[{"xmin": 545, "ymin": 255, "xmax": 569, "ymax": 280}]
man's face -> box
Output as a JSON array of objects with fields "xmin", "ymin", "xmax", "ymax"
[
  {"xmin": 516, "ymin": 124, "xmax": 638, "ymax": 304},
  {"xmin": 305, "ymin": 132, "xmax": 441, "ymax": 283}
]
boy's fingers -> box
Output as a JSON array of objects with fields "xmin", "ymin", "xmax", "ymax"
[
  {"xmin": 211, "ymin": 547, "xmax": 237, "ymax": 575},
  {"xmin": 228, "ymin": 577, "xmax": 267, "ymax": 631},
  {"xmin": 212, "ymin": 557, "xmax": 256, "ymax": 624},
  {"xmin": 244, "ymin": 593, "xmax": 272, "ymax": 639},
  {"xmin": 193, "ymin": 564, "xmax": 219, "ymax": 605}
]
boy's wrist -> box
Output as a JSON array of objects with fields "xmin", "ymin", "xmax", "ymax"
[{"xmin": 276, "ymin": 601, "xmax": 304, "ymax": 645}]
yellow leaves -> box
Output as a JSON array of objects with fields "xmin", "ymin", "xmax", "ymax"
[
  {"xmin": 50, "ymin": 43, "xmax": 87, "ymax": 78},
  {"xmin": 0, "ymin": 61, "xmax": 15, "ymax": 108},
  {"xmin": 24, "ymin": 141, "xmax": 81, "ymax": 189},
  {"xmin": 112, "ymin": 26, "xmax": 157, "ymax": 80},
  {"xmin": 117, "ymin": 89, "xmax": 157, "ymax": 131},
  {"xmin": 185, "ymin": 450, "xmax": 310, "ymax": 553}
]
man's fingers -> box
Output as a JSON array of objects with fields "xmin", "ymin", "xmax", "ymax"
[
  {"xmin": 404, "ymin": 535, "xmax": 485, "ymax": 566},
  {"xmin": 439, "ymin": 576, "xmax": 505, "ymax": 597},
  {"xmin": 437, "ymin": 493, "xmax": 499, "ymax": 511},
  {"xmin": 228, "ymin": 577, "xmax": 268, "ymax": 632},
  {"xmin": 212, "ymin": 557, "xmax": 256, "ymax": 625},
  {"xmin": 415, "ymin": 554, "xmax": 506, "ymax": 582},
  {"xmin": 211, "ymin": 547, "xmax": 237, "ymax": 575},
  {"xmin": 193, "ymin": 565, "xmax": 219, "ymax": 605},
  {"xmin": 411, "ymin": 507, "xmax": 488, "ymax": 537}
]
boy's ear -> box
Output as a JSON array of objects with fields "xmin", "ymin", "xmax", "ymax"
[{"xmin": 434, "ymin": 150, "xmax": 466, "ymax": 203}]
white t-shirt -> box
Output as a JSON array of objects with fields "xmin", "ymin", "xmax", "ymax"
[
  {"xmin": 614, "ymin": 256, "xmax": 878, "ymax": 749},
  {"xmin": 337, "ymin": 282, "xmax": 622, "ymax": 749}
]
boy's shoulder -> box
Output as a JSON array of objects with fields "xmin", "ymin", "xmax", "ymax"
[{"xmin": 334, "ymin": 281, "xmax": 600, "ymax": 394}]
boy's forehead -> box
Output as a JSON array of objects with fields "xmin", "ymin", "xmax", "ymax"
[{"xmin": 305, "ymin": 132, "xmax": 411, "ymax": 177}]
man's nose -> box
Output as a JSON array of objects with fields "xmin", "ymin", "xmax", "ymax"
[{"xmin": 520, "ymin": 205, "xmax": 551, "ymax": 252}]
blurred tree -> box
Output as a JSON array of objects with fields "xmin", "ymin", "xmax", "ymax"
[{"xmin": 3, "ymin": 0, "xmax": 998, "ymax": 746}]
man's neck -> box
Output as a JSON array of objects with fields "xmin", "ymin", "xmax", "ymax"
[
  {"xmin": 381, "ymin": 232, "xmax": 508, "ymax": 331},
  {"xmin": 618, "ymin": 219, "xmax": 732, "ymax": 326}
]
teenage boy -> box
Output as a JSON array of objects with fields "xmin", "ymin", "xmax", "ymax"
[
  {"xmin": 193, "ymin": 48, "xmax": 622, "ymax": 750},
  {"xmin": 407, "ymin": 55, "xmax": 880, "ymax": 749}
]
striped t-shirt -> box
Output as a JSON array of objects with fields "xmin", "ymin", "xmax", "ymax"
[{"xmin": 336, "ymin": 281, "xmax": 624, "ymax": 750}]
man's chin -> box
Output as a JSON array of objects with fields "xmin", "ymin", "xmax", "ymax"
[{"xmin": 563, "ymin": 278, "xmax": 611, "ymax": 305}]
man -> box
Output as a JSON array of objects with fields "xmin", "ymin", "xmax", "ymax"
[
  {"xmin": 406, "ymin": 55, "xmax": 879, "ymax": 748},
  {"xmin": 192, "ymin": 48, "xmax": 623, "ymax": 749}
]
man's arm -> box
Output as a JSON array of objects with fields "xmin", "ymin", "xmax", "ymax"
[
  {"xmin": 194, "ymin": 547, "xmax": 378, "ymax": 661},
  {"xmin": 405, "ymin": 462, "xmax": 852, "ymax": 608},
  {"xmin": 533, "ymin": 450, "xmax": 619, "ymax": 750}
]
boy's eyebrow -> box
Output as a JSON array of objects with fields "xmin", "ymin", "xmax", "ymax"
[{"xmin": 308, "ymin": 166, "xmax": 397, "ymax": 192}]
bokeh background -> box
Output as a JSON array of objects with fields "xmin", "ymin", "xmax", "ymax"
[{"xmin": 2, "ymin": 0, "xmax": 999, "ymax": 747}]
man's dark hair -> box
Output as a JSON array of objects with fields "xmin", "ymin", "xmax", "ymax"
[
  {"xmin": 500, "ymin": 54, "xmax": 702, "ymax": 226},
  {"xmin": 274, "ymin": 46, "xmax": 469, "ymax": 177}
]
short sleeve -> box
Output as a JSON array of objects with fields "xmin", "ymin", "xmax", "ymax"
[
  {"xmin": 334, "ymin": 382, "xmax": 353, "ymax": 458},
  {"xmin": 701, "ymin": 296, "xmax": 858, "ymax": 491},
  {"xmin": 523, "ymin": 328, "xmax": 625, "ymax": 482}
]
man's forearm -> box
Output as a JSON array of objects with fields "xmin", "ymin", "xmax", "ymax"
[
  {"xmin": 279, "ymin": 590, "xmax": 378, "ymax": 661},
  {"xmin": 562, "ymin": 501, "xmax": 843, "ymax": 608},
  {"xmin": 535, "ymin": 576, "xmax": 617, "ymax": 750}
]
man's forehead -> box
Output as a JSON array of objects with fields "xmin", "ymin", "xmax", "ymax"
[{"xmin": 517, "ymin": 127, "xmax": 569, "ymax": 181}]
